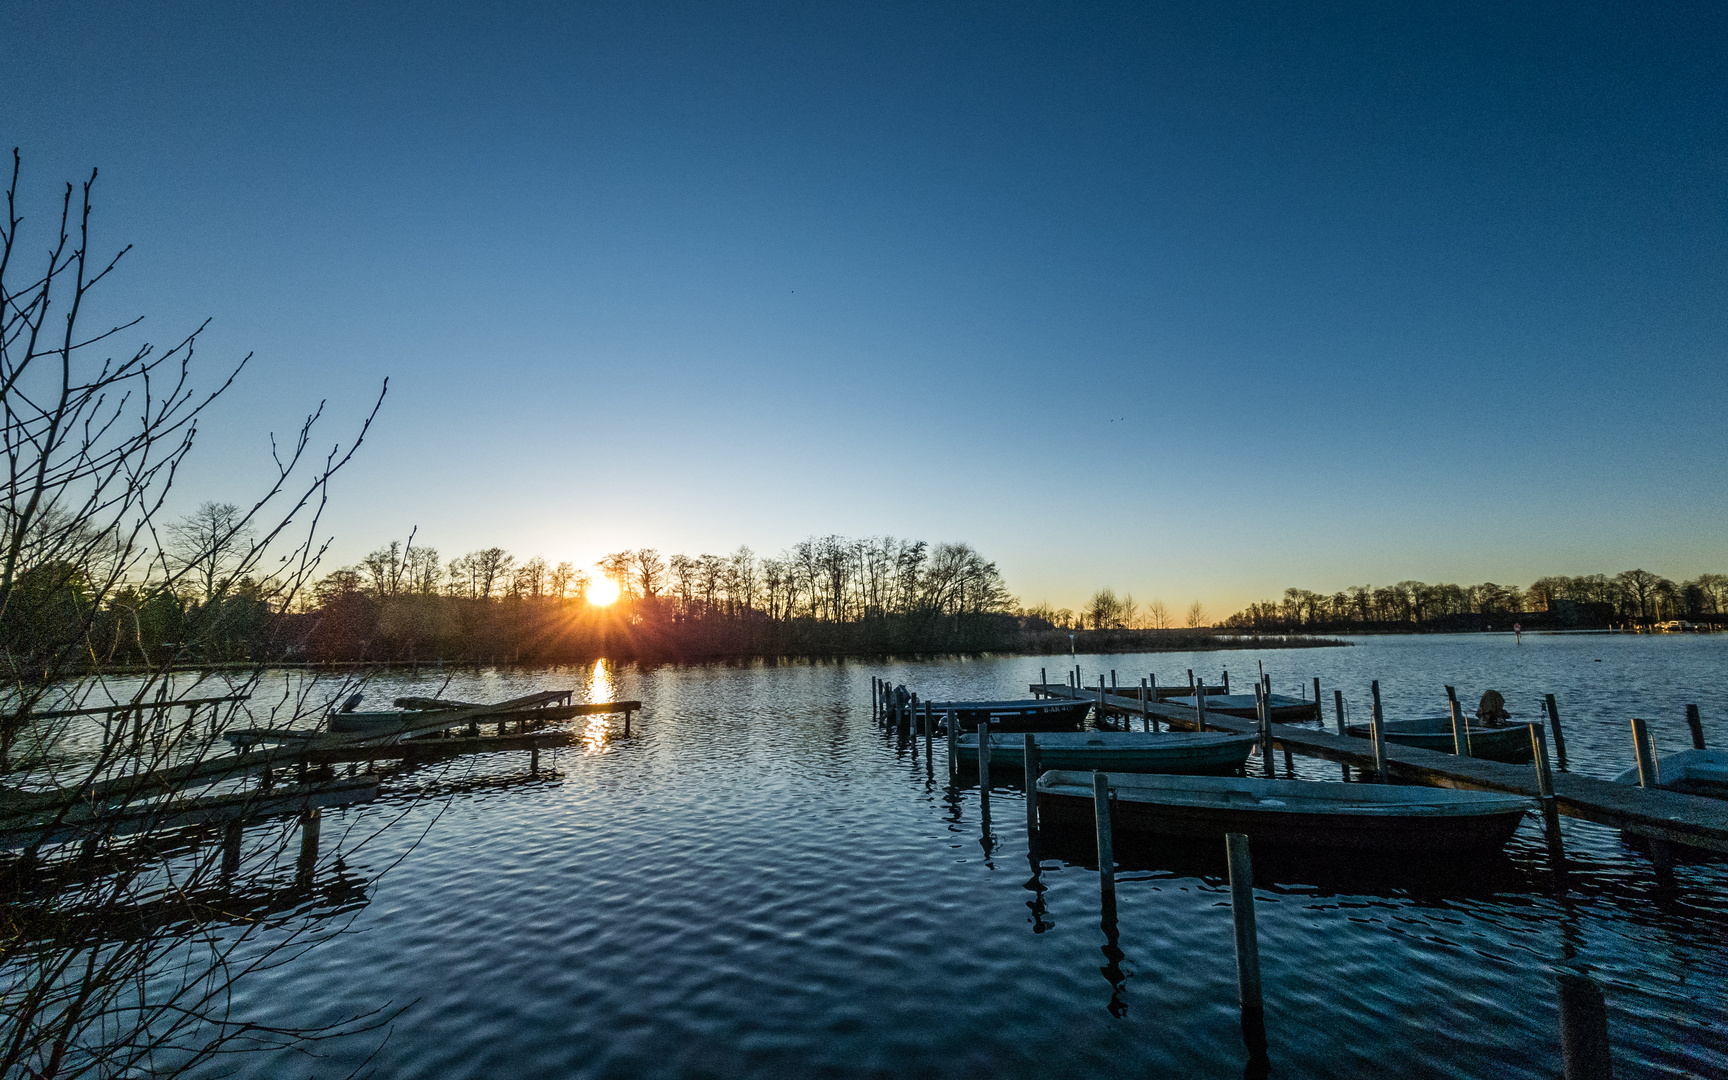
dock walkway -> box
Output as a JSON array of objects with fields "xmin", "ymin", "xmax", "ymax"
[{"xmin": 1031, "ymin": 682, "xmax": 1728, "ymax": 854}]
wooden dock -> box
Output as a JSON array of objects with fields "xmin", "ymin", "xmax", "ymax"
[{"xmin": 1030, "ymin": 682, "xmax": 1728, "ymax": 854}]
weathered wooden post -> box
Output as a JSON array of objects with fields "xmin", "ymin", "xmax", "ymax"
[
  {"xmin": 531, "ymin": 744, "xmax": 540, "ymax": 773},
  {"xmin": 1196, "ymin": 679, "xmax": 1208, "ymax": 732},
  {"xmin": 1093, "ymin": 771, "xmax": 1114, "ymax": 906},
  {"xmin": 624, "ymin": 707, "xmax": 633, "ymax": 738},
  {"xmin": 222, "ymin": 819, "xmax": 243, "ymax": 878},
  {"xmin": 1140, "ymin": 678, "xmax": 1151, "ymax": 732},
  {"xmin": 1226, "ymin": 832, "xmax": 1267, "ymax": 1057},
  {"xmin": 1546, "ymin": 694, "xmax": 1570, "ymax": 770},
  {"xmin": 1111, "ymin": 669, "xmax": 1117, "ymax": 690},
  {"xmin": 1024, "ymin": 733, "xmax": 1039, "ymax": 836},
  {"xmin": 1040, "ymin": 667, "xmax": 1047, "ymax": 696},
  {"xmin": 924, "ymin": 702, "xmax": 934, "ymax": 770},
  {"xmin": 1333, "ymin": 689, "xmax": 1346, "ymax": 736},
  {"xmin": 979, "ymin": 717, "xmax": 992, "ymax": 799},
  {"xmin": 1631, "ymin": 717, "xmax": 1660, "ymax": 788},
  {"xmin": 1312, "ymin": 677, "xmax": 1321, "ymax": 722},
  {"xmin": 1187, "ymin": 669, "xmax": 1196, "ymax": 697},
  {"xmin": 1449, "ymin": 697, "xmax": 1472, "ymax": 757},
  {"xmin": 1222, "ymin": 669, "xmax": 1230, "ymax": 693},
  {"xmin": 1096, "ymin": 685, "xmax": 1106, "ymax": 730},
  {"xmin": 1531, "ymin": 723, "xmax": 1563, "ymax": 862},
  {"xmin": 903, "ymin": 694, "xmax": 916, "ymax": 742},
  {"xmin": 1369, "ymin": 681, "xmax": 1389, "ymax": 783},
  {"xmin": 872, "ymin": 676, "xmax": 879, "ymax": 722},
  {"xmin": 1556, "ymin": 972, "xmax": 1612, "ymax": 1080},
  {"xmin": 1630, "ymin": 716, "xmax": 1674, "ymax": 874},
  {"xmin": 297, "ymin": 808, "xmax": 321, "ymax": 885},
  {"xmin": 947, "ymin": 710, "xmax": 958, "ymax": 778},
  {"xmin": 1686, "ymin": 704, "xmax": 1705, "ymax": 750}
]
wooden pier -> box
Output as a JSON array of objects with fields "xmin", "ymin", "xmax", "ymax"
[{"xmin": 1030, "ymin": 682, "xmax": 1728, "ymax": 854}]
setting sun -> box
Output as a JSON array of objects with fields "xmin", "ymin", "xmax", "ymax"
[{"xmin": 588, "ymin": 573, "xmax": 620, "ymax": 606}]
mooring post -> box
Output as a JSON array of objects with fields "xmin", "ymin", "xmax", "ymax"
[
  {"xmin": 1313, "ymin": 677, "xmax": 1321, "ymax": 722},
  {"xmin": 1096, "ymin": 685, "xmax": 1105, "ymax": 730},
  {"xmin": 1222, "ymin": 669, "xmax": 1230, "ymax": 693},
  {"xmin": 1024, "ymin": 733, "xmax": 1039, "ymax": 837},
  {"xmin": 1687, "ymin": 704, "xmax": 1705, "ymax": 750},
  {"xmin": 1255, "ymin": 683, "xmax": 1273, "ymax": 777},
  {"xmin": 1196, "ymin": 679, "xmax": 1208, "ymax": 732},
  {"xmin": 1093, "ymin": 771, "xmax": 1114, "ymax": 906},
  {"xmin": 1449, "ymin": 697, "xmax": 1472, "ymax": 757},
  {"xmin": 624, "ymin": 708, "xmax": 633, "ymax": 738},
  {"xmin": 1111, "ymin": 669, "xmax": 1117, "ymax": 690},
  {"xmin": 1140, "ymin": 678, "xmax": 1151, "ymax": 732},
  {"xmin": 924, "ymin": 702, "xmax": 934, "ymax": 771},
  {"xmin": 1187, "ymin": 669, "xmax": 1196, "ymax": 697},
  {"xmin": 1631, "ymin": 716, "xmax": 1675, "ymax": 874},
  {"xmin": 1631, "ymin": 717, "xmax": 1660, "ymax": 788},
  {"xmin": 222, "ymin": 819, "xmax": 243, "ymax": 878},
  {"xmin": 1556, "ymin": 972, "xmax": 1612, "ymax": 1080},
  {"xmin": 1226, "ymin": 832, "xmax": 1267, "ymax": 1058},
  {"xmin": 1333, "ymin": 689, "xmax": 1346, "ymax": 736},
  {"xmin": 1041, "ymin": 667, "xmax": 1047, "ymax": 695},
  {"xmin": 297, "ymin": 808, "xmax": 321, "ymax": 884},
  {"xmin": 531, "ymin": 744, "xmax": 540, "ymax": 773},
  {"xmin": 979, "ymin": 719, "xmax": 994, "ymax": 830},
  {"xmin": 947, "ymin": 710, "xmax": 958, "ymax": 777},
  {"xmin": 1531, "ymin": 723, "xmax": 1564, "ymax": 866},
  {"xmin": 1369, "ymin": 681, "xmax": 1389, "ymax": 783},
  {"xmin": 871, "ymin": 676, "xmax": 878, "ymax": 722},
  {"xmin": 1546, "ymin": 694, "xmax": 1570, "ymax": 770}
]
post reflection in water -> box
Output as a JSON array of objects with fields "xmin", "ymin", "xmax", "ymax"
[
  {"xmin": 1099, "ymin": 889, "xmax": 1127, "ymax": 1019},
  {"xmin": 1023, "ymin": 851, "xmax": 1052, "ymax": 935}
]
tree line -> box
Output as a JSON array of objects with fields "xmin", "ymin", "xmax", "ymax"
[{"xmin": 1221, "ymin": 570, "xmax": 1728, "ymax": 632}]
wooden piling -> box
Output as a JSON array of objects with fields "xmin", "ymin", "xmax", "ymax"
[
  {"xmin": 1313, "ymin": 677, "xmax": 1321, "ymax": 722},
  {"xmin": 979, "ymin": 718, "xmax": 991, "ymax": 793},
  {"xmin": 1546, "ymin": 694, "xmax": 1570, "ymax": 770},
  {"xmin": 1556, "ymin": 972, "xmax": 1612, "ymax": 1080},
  {"xmin": 1140, "ymin": 678, "xmax": 1152, "ymax": 732},
  {"xmin": 531, "ymin": 745, "xmax": 540, "ymax": 773},
  {"xmin": 222, "ymin": 820, "xmax": 242, "ymax": 877},
  {"xmin": 1195, "ymin": 679, "xmax": 1208, "ymax": 732},
  {"xmin": 1040, "ymin": 667, "xmax": 1047, "ymax": 694},
  {"xmin": 1222, "ymin": 670, "xmax": 1230, "ymax": 693},
  {"xmin": 1369, "ymin": 681, "xmax": 1389, "ymax": 783},
  {"xmin": 1024, "ymin": 733, "xmax": 1039, "ymax": 836},
  {"xmin": 1188, "ymin": 669, "xmax": 1196, "ymax": 696},
  {"xmin": 297, "ymin": 808, "xmax": 321, "ymax": 882},
  {"xmin": 1333, "ymin": 689, "xmax": 1345, "ymax": 736},
  {"xmin": 1531, "ymin": 723, "xmax": 1564, "ymax": 865},
  {"xmin": 1093, "ymin": 771, "xmax": 1114, "ymax": 905},
  {"xmin": 1111, "ymin": 669, "xmax": 1117, "ymax": 690},
  {"xmin": 1687, "ymin": 704, "xmax": 1705, "ymax": 750},
  {"xmin": 924, "ymin": 702, "xmax": 934, "ymax": 769},
  {"xmin": 947, "ymin": 710, "xmax": 958, "ymax": 778},
  {"xmin": 1631, "ymin": 717, "xmax": 1660, "ymax": 788},
  {"xmin": 1449, "ymin": 697, "xmax": 1472, "ymax": 757},
  {"xmin": 1226, "ymin": 832, "xmax": 1267, "ymax": 1057}
]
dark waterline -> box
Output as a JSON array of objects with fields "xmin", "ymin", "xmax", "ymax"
[{"xmin": 206, "ymin": 634, "xmax": 1727, "ymax": 1078}]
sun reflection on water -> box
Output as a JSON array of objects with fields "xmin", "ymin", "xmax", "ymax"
[{"xmin": 582, "ymin": 659, "xmax": 614, "ymax": 754}]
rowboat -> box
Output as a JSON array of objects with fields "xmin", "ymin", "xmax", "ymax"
[
  {"xmin": 1611, "ymin": 749, "xmax": 1728, "ymax": 800},
  {"xmin": 927, "ymin": 698, "xmax": 1093, "ymax": 732},
  {"xmin": 328, "ymin": 710, "xmax": 422, "ymax": 735},
  {"xmin": 956, "ymin": 731, "xmax": 1257, "ymax": 775},
  {"xmin": 1035, "ymin": 771, "xmax": 1532, "ymax": 853},
  {"xmin": 1163, "ymin": 694, "xmax": 1317, "ymax": 723},
  {"xmin": 1344, "ymin": 717, "xmax": 1541, "ymax": 763}
]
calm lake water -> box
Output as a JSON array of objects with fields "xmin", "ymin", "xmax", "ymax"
[{"xmin": 205, "ymin": 633, "xmax": 1727, "ymax": 1079}]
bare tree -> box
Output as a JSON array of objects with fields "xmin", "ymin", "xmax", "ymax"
[
  {"xmin": 1185, "ymin": 600, "xmax": 1206, "ymax": 628},
  {"xmin": 1145, "ymin": 598, "xmax": 1171, "ymax": 630},
  {"xmin": 1, "ymin": 152, "xmax": 399, "ymax": 1077}
]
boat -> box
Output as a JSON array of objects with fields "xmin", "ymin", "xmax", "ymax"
[
  {"xmin": 1611, "ymin": 749, "xmax": 1728, "ymax": 799},
  {"xmin": 927, "ymin": 698, "xmax": 1093, "ymax": 732},
  {"xmin": 1163, "ymin": 693, "xmax": 1317, "ymax": 723},
  {"xmin": 1344, "ymin": 716, "xmax": 1541, "ymax": 763},
  {"xmin": 328, "ymin": 710, "xmax": 422, "ymax": 735},
  {"xmin": 1034, "ymin": 771, "xmax": 1532, "ymax": 853},
  {"xmin": 956, "ymin": 731, "xmax": 1258, "ymax": 775}
]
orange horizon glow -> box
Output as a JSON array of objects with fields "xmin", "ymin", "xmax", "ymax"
[{"xmin": 589, "ymin": 573, "xmax": 621, "ymax": 606}]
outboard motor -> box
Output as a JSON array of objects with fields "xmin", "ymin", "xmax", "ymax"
[{"xmin": 340, "ymin": 692, "xmax": 364, "ymax": 713}]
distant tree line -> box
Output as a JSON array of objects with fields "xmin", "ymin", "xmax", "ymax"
[
  {"xmin": 1221, "ymin": 570, "xmax": 1728, "ymax": 632},
  {"xmin": 285, "ymin": 534, "xmax": 1023, "ymax": 662}
]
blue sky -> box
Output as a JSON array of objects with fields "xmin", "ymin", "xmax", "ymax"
[{"xmin": 3, "ymin": 1, "xmax": 1723, "ymax": 613}]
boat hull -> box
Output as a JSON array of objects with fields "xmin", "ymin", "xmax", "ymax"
[
  {"xmin": 1345, "ymin": 718, "xmax": 1541, "ymax": 763},
  {"xmin": 1611, "ymin": 749, "xmax": 1728, "ymax": 800},
  {"xmin": 1163, "ymin": 694, "xmax": 1317, "ymax": 723},
  {"xmin": 957, "ymin": 732, "xmax": 1256, "ymax": 775},
  {"xmin": 927, "ymin": 699, "xmax": 1092, "ymax": 733},
  {"xmin": 1036, "ymin": 771, "xmax": 1531, "ymax": 854}
]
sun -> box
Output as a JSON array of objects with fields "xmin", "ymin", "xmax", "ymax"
[{"xmin": 589, "ymin": 574, "xmax": 621, "ymax": 606}]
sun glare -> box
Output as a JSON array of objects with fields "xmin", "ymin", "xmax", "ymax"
[{"xmin": 589, "ymin": 574, "xmax": 621, "ymax": 606}]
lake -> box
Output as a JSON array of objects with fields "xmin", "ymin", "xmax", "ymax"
[{"xmin": 206, "ymin": 632, "xmax": 1727, "ymax": 1078}]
